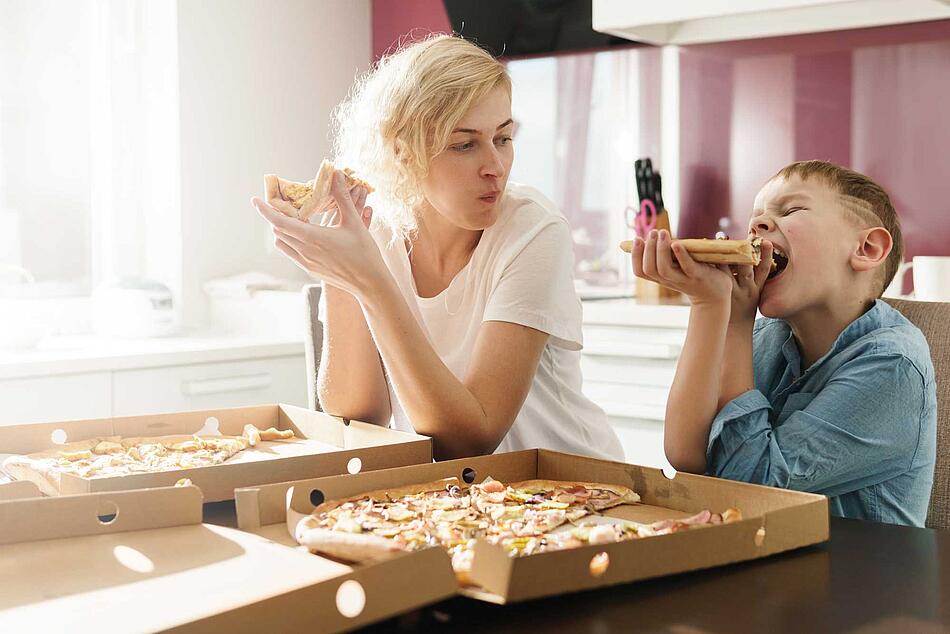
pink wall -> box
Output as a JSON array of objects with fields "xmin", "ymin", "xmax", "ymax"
[
  {"xmin": 677, "ymin": 19, "xmax": 950, "ymax": 281},
  {"xmin": 372, "ymin": 0, "xmax": 452, "ymax": 60}
]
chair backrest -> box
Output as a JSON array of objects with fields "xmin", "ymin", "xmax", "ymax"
[
  {"xmin": 303, "ymin": 284, "xmax": 323, "ymax": 411},
  {"xmin": 885, "ymin": 298, "xmax": 950, "ymax": 529}
]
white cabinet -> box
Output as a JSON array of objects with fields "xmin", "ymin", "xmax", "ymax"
[
  {"xmin": 581, "ymin": 299, "xmax": 689, "ymax": 469},
  {"xmin": 593, "ymin": 0, "xmax": 950, "ymax": 45},
  {"xmin": 112, "ymin": 356, "xmax": 307, "ymax": 417},
  {"xmin": 0, "ymin": 337, "xmax": 307, "ymax": 426},
  {"xmin": 0, "ymin": 373, "xmax": 112, "ymax": 426}
]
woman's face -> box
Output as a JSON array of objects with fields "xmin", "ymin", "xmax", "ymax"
[{"xmin": 419, "ymin": 85, "xmax": 514, "ymax": 231}]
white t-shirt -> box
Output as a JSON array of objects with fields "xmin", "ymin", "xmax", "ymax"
[{"xmin": 368, "ymin": 183, "xmax": 624, "ymax": 461}]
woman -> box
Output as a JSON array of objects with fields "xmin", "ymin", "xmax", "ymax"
[{"xmin": 252, "ymin": 35, "xmax": 622, "ymax": 462}]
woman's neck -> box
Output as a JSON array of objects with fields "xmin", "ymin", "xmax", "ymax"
[{"xmin": 407, "ymin": 206, "xmax": 482, "ymax": 296}]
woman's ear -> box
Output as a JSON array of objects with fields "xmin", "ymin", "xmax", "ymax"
[{"xmin": 850, "ymin": 227, "xmax": 892, "ymax": 273}]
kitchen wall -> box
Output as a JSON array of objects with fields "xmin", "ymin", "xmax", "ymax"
[
  {"xmin": 372, "ymin": 0, "xmax": 451, "ymax": 59},
  {"xmin": 177, "ymin": 0, "xmax": 371, "ymax": 328},
  {"xmin": 677, "ymin": 19, "xmax": 950, "ymax": 288}
]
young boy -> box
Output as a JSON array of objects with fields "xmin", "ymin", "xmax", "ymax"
[{"xmin": 630, "ymin": 160, "xmax": 936, "ymax": 527}]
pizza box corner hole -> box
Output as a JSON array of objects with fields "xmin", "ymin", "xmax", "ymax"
[
  {"xmin": 51, "ymin": 429, "xmax": 68, "ymax": 445},
  {"xmin": 310, "ymin": 488, "xmax": 325, "ymax": 507},
  {"xmin": 346, "ymin": 457, "xmax": 362, "ymax": 475},
  {"xmin": 461, "ymin": 467, "xmax": 477, "ymax": 484},
  {"xmin": 589, "ymin": 552, "xmax": 610, "ymax": 578},
  {"xmin": 336, "ymin": 579, "xmax": 366, "ymax": 618},
  {"xmin": 97, "ymin": 500, "xmax": 120, "ymax": 525},
  {"xmin": 661, "ymin": 466, "xmax": 677, "ymax": 480},
  {"xmin": 754, "ymin": 527, "xmax": 766, "ymax": 547}
]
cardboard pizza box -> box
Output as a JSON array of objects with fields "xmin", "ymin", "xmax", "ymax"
[
  {"xmin": 0, "ymin": 479, "xmax": 42, "ymax": 500},
  {"xmin": 0, "ymin": 485, "xmax": 457, "ymax": 633},
  {"xmin": 239, "ymin": 449, "xmax": 829, "ymax": 604},
  {"xmin": 0, "ymin": 404, "xmax": 432, "ymax": 502}
]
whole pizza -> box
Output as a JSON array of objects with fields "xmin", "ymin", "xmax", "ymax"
[
  {"xmin": 2, "ymin": 424, "xmax": 295, "ymax": 496},
  {"xmin": 294, "ymin": 476, "xmax": 741, "ymax": 585}
]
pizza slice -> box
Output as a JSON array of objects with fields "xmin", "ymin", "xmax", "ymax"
[
  {"xmin": 264, "ymin": 159, "xmax": 373, "ymax": 222},
  {"xmin": 620, "ymin": 237, "xmax": 766, "ymax": 266}
]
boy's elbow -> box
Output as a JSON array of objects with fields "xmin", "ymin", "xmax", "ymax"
[{"xmin": 664, "ymin": 443, "xmax": 707, "ymax": 474}]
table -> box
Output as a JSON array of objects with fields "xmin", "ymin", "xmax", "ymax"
[{"xmin": 203, "ymin": 503, "xmax": 949, "ymax": 633}]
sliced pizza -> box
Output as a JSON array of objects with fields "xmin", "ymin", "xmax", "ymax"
[{"xmin": 264, "ymin": 159, "xmax": 373, "ymax": 222}]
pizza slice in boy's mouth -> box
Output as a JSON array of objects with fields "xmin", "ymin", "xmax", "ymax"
[{"xmin": 769, "ymin": 245, "xmax": 789, "ymax": 280}]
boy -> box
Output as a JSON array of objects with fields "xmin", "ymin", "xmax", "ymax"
[{"xmin": 630, "ymin": 160, "xmax": 936, "ymax": 527}]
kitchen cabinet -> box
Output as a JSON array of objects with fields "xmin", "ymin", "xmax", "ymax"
[
  {"xmin": 581, "ymin": 299, "xmax": 689, "ymax": 468},
  {"xmin": 593, "ymin": 0, "xmax": 950, "ymax": 45}
]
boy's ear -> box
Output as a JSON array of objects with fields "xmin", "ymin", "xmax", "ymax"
[{"xmin": 850, "ymin": 227, "xmax": 892, "ymax": 273}]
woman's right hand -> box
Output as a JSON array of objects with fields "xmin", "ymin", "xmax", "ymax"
[{"xmin": 631, "ymin": 229, "xmax": 734, "ymax": 307}]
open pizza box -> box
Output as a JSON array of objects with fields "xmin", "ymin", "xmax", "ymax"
[
  {"xmin": 0, "ymin": 404, "xmax": 432, "ymax": 502},
  {"xmin": 0, "ymin": 484, "xmax": 457, "ymax": 633},
  {"xmin": 236, "ymin": 449, "xmax": 829, "ymax": 605}
]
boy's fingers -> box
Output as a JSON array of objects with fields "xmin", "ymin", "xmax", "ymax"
[
  {"xmin": 754, "ymin": 240, "xmax": 774, "ymax": 288},
  {"xmin": 631, "ymin": 237, "xmax": 646, "ymax": 277},
  {"xmin": 672, "ymin": 242, "xmax": 699, "ymax": 277},
  {"xmin": 642, "ymin": 230, "xmax": 659, "ymax": 280},
  {"xmin": 734, "ymin": 264, "xmax": 755, "ymax": 289},
  {"xmin": 655, "ymin": 230, "xmax": 678, "ymax": 280}
]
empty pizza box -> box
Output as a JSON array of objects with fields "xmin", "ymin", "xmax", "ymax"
[
  {"xmin": 0, "ymin": 485, "xmax": 457, "ymax": 633},
  {"xmin": 0, "ymin": 404, "xmax": 432, "ymax": 502},
  {"xmin": 236, "ymin": 449, "xmax": 830, "ymax": 604}
]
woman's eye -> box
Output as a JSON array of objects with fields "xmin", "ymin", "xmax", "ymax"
[
  {"xmin": 495, "ymin": 136, "xmax": 512, "ymax": 146},
  {"xmin": 452, "ymin": 142, "xmax": 474, "ymax": 152}
]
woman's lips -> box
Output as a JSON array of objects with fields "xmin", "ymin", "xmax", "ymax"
[{"xmin": 479, "ymin": 193, "xmax": 499, "ymax": 204}]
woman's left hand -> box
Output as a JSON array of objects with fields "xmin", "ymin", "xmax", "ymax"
[{"xmin": 251, "ymin": 171, "xmax": 386, "ymax": 299}]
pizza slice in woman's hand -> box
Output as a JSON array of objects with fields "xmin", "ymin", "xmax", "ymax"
[{"xmin": 264, "ymin": 159, "xmax": 373, "ymax": 222}]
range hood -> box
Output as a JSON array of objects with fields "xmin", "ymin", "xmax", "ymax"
[{"xmin": 592, "ymin": 0, "xmax": 950, "ymax": 45}]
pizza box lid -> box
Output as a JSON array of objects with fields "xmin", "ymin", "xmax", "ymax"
[
  {"xmin": 243, "ymin": 449, "xmax": 828, "ymax": 604},
  {"xmin": 0, "ymin": 483, "xmax": 455, "ymax": 633},
  {"xmin": 0, "ymin": 404, "xmax": 432, "ymax": 502}
]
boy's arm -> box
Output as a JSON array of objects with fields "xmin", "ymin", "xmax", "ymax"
[
  {"xmin": 665, "ymin": 302, "xmax": 731, "ymax": 472},
  {"xmin": 708, "ymin": 353, "xmax": 930, "ymax": 497},
  {"xmin": 630, "ymin": 230, "xmax": 737, "ymax": 473},
  {"xmin": 719, "ymin": 243, "xmax": 774, "ymax": 410}
]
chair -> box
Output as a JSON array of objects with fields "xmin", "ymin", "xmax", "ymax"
[
  {"xmin": 885, "ymin": 298, "xmax": 950, "ymax": 530},
  {"xmin": 303, "ymin": 284, "xmax": 323, "ymax": 411}
]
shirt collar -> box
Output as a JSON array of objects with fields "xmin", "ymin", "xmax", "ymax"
[{"xmin": 779, "ymin": 299, "xmax": 889, "ymax": 377}]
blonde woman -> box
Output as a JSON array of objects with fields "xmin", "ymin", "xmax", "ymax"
[{"xmin": 252, "ymin": 35, "xmax": 622, "ymax": 462}]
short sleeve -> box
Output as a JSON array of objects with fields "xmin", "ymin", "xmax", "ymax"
[{"xmin": 483, "ymin": 219, "xmax": 583, "ymax": 350}]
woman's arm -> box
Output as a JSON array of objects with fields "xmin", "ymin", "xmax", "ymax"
[
  {"xmin": 317, "ymin": 284, "xmax": 391, "ymax": 426},
  {"xmin": 361, "ymin": 276, "xmax": 548, "ymax": 459}
]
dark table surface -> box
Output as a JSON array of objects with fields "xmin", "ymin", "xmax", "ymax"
[{"xmin": 203, "ymin": 503, "xmax": 950, "ymax": 633}]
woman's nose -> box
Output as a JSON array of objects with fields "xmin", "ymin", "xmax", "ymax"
[{"xmin": 481, "ymin": 147, "xmax": 505, "ymax": 178}]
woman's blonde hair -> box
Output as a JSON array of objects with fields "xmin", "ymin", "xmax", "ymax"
[{"xmin": 332, "ymin": 34, "xmax": 511, "ymax": 240}]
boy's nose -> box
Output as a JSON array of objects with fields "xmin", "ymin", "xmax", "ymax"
[{"xmin": 750, "ymin": 215, "xmax": 775, "ymax": 235}]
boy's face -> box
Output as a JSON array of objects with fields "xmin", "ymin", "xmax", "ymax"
[{"xmin": 748, "ymin": 174, "xmax": 867, "ymax": 319}]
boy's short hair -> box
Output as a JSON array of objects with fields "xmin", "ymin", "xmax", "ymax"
[{"xmin": 774, "ymin": 160, "xmax": 903, "ymax": 296}]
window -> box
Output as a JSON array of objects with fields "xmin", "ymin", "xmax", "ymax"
[
  {"xmin": 507, "ymin": 47, "xmax": 662, "ymax": 290},
  {"xmin": 0, "ymin": 0, "xmax": 179, "ymax": 307}
]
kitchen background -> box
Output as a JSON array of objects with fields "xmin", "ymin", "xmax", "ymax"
[{"xmin": 2, "ymin": 0, "xmax": 949, "ymax": 466}]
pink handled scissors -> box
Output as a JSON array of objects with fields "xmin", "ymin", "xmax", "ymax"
[{"xmin": 624, "ymin": 198, "xmax": 658, "ymax": 238}]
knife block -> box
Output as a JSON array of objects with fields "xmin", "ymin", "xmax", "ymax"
[{"xmin": 633, "ymin": 211, "xmax": 682, "ymax": 301}]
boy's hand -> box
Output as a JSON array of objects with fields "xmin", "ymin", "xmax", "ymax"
[
  {"xmin": 728, "ymin": 240, "xmax": 773, "ymax": 326},
  {"xmin": 631, "ymin": 230, "xmax": 733, "ymax": 307}
]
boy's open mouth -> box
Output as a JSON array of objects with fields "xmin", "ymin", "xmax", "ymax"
[{"xmin": 768, "ymin": 246, "xmax": 789, "ymax": 280}]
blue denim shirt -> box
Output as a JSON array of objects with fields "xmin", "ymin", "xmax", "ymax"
[{"xmin": 706, "ymin": 300, "xmax": 936, "ymax": 527}]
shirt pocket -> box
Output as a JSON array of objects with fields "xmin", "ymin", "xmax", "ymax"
[{"xmin": 777, "ymin": 392, "xmax": 817, "ymax": 425}]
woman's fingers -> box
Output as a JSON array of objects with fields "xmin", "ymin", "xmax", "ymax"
[
  {"xmin": 361, "ymin": 205, "xmax": 373, "ymax": 229},
  {"xmin": 273, "ymin": 235, "xmax": 312, "ymax": 272},
  {"xmin": 330, "ymin": 171, "xmax": 362, "ymax": 226},
  {"xmin": 252, "ymin": 196, "xmax": 301, "ymax": 231},
  {"xmin": 352, "ymin": 186, "xmax": 368, "ymax": 211}
]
